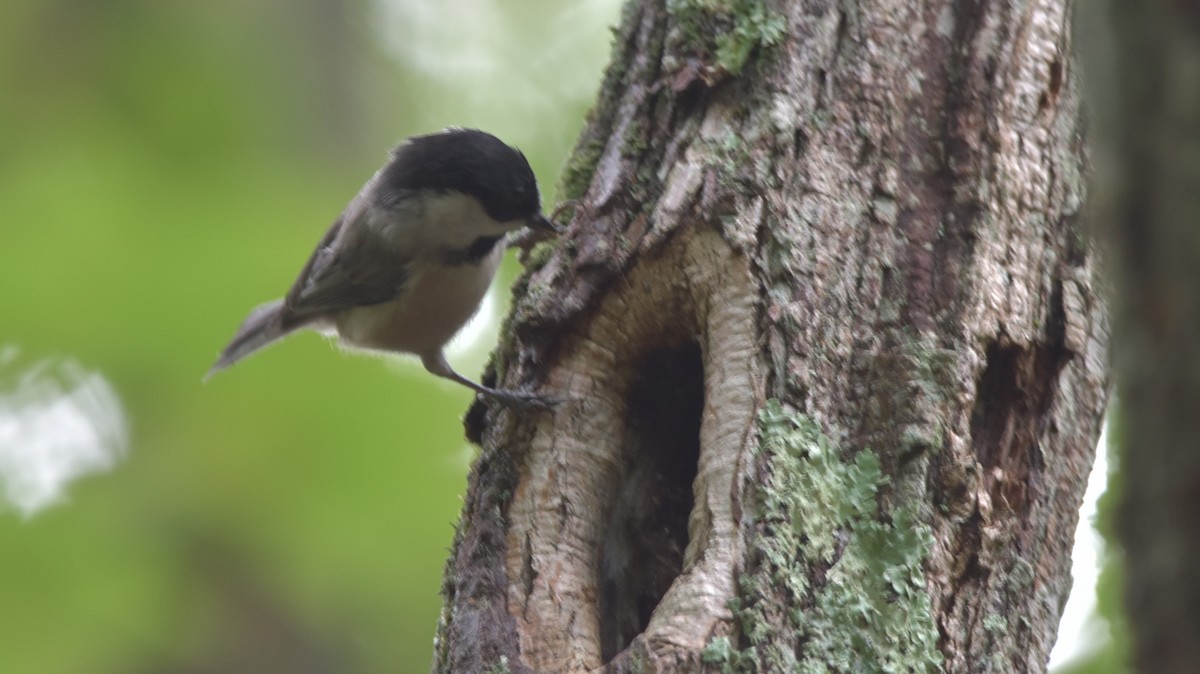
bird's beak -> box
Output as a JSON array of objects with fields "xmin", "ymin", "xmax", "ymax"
[{"xmin": 527, "ymin": 213, "xmax": 563, "ymax": 235}]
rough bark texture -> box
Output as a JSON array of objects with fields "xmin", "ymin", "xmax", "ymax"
[
  {"xmin": 433, "ymin": 1, "xmax": 1108, "ymax": 672},
  {"xmin": 1086, "ymin": 1, "xmax": 1200, "ymax": 672}
]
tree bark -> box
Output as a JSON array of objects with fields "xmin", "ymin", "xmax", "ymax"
[
  {"xmin": 434, "ymin": 1, "xmax": 1107, "ymax": 672},
  {"xmin": 1084, "ymin": 1, "xmax": 1200, "ymax": 672}
]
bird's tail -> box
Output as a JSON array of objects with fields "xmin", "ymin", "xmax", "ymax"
[{"xmin": 205, "ymin": 299, "xmax": 295, "ymax": 381}]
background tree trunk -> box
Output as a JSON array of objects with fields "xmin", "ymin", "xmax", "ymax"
[
  {"xmin": 1084, "ymin": 1, "xmax": 1200, "ymax": 672},
  {"xmin": 434, "ymin": 0, "xmax": 1107, "ymax": 672}
]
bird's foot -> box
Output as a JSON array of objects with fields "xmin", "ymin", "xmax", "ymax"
[{"xmin": 479, "ymin": 387, "xmax": 565, "ymax": 410}]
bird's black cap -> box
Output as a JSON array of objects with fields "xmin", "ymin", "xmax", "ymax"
[{"xmin": 379, "ymin": 128, "xmax": 542, "ymax": 223}]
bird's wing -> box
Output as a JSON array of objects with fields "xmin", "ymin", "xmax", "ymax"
[{"xmin": 281, "ymin": 215, "xmax": 409, "ymax": 321}]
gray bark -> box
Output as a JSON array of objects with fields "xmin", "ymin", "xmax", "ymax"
[{"xmin": 434, "ymin": 1, "xmax": 1108, "ymax": 672}]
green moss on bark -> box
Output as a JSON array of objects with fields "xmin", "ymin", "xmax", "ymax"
[
  {"xmin": 666, "ymin": 0, "xmax": 787, "ymax": 75},
  {"xmin": 557, "ymin": 136, "xmax": 606, "ymax": 202}
]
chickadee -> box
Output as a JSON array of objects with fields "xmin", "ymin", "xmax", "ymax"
[{"xmin": 208, "ymin": 128, "xmax": 561, "ymax": 406}]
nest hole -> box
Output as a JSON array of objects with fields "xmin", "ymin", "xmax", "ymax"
[{"xmin": 598, "ymin": 341, "xmax": 704, "ymax": 662}]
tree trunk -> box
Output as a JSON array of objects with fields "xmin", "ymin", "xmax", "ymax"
[
  {"xmin": 433, "ymin": 1, "xmax": 1107, "ymax": 672},
  {"xmin": 1084, "ymin": 1, "xmax": 1200, "ymax": 672}
]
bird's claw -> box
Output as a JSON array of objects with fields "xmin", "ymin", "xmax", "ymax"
[{"xmin": 482, "ymin": 388, "xmax": 565, "ymax": 410}]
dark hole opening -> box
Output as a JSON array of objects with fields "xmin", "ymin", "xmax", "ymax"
[
  {"xmin": 970, "ymin": 342, "xmax": 1021, "ymax": 472},
  {"xmin": 598, "ymin": 341, "xmax": 703, "ymax": 662},
  {"xmin": 970, "ymin": 320, "xmax": 1068, "ymax": 515}
]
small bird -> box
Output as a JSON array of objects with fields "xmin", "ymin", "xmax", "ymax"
[{"xmin": 208, "ymin": 128, "xmax": 561, "ymax": 406}]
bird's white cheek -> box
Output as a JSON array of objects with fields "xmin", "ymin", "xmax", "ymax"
[{"xmin": 419, "ymin": 192, "xmax": 510, "ymax": 246}]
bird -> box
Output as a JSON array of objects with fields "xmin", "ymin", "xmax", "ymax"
[{"xmin": 207, "ymin": 128, "xmax": 562, "ymax": 407}]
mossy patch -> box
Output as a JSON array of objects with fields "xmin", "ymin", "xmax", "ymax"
[
  {"xmin": 667, "ymin": 0, "xmax": 787, "ymax": 75},
  {"xmin": 708, "ymin": 400, "xmax": 943, "ymax": 673},
  {"xmin": 521, "ymin": 240, "xmax": 558, "ymax": 275},
  {"xmin": 558, "ymin": 136, "xmax": 606, "ymax": 203}
]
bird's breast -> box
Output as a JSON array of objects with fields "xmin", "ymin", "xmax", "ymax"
[{"xmin": 333, "ymin": 246, "xmax": 503, "ymax": 357}]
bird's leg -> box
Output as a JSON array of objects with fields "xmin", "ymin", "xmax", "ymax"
[{"xmin": 421, "ymin": 351, "xmax": 560, "ymax": 409}]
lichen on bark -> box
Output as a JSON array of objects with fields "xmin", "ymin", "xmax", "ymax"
[{"xmin": 710, "ymin": 400, "xmax": 942, "ymax": 673}]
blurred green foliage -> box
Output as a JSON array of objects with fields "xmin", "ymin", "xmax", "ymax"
[{"xmin": 0, "ymin": 0, "xmax": 619, "ymax": 672}]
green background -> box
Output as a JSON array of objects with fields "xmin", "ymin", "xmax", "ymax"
[{"xmin": 0, "ymin": 1, "xmax": 619, "ymax": 672}]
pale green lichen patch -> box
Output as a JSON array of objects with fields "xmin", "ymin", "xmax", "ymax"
[
  {"xmin": 794, "ymin": 505, "xmax": 942, "ymax": 673},
  {"xmin": 710, "ymin": 400, "xmax": 943, "ymax": 673},
  {"xmin": 667, "ymin": 0, "xmax": 787, "ymax": 75},
  {"xmin": 703, "ymin": 635, "xmax": 755, "ymax": 673}
]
